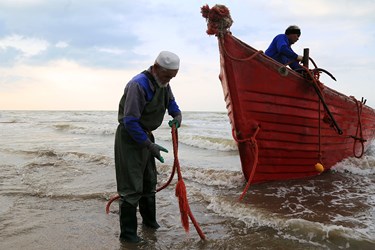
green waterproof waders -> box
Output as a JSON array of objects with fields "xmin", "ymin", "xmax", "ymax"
[
  {"xmin": 119, "ymin": 199, "xmax": 141, "ymax": 243},
  {"xmin": 139, "ymin": 195, "xmax": 160, "ymax": 229},
  {"xmin": 115, "ymin": 74, "xmax": 169, "ymax": 242}
]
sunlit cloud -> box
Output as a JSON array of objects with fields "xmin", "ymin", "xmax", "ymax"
[{"xmin": 0, "ymin": 59, "xmax": 139, "ymax": 110}]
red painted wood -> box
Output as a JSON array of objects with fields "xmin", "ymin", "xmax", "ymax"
[{"xmin": 218, "ymin": 33, "xmax": 375, "ymax": 183}]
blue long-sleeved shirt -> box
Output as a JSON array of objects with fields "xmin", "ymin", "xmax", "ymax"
[
  {"xmin": 265, "ymin": 34, "xmax": 301, "ymax": 70},
  {"xmin": 118, "ymin": 68, "xmax": 181, "ymax": 145}
]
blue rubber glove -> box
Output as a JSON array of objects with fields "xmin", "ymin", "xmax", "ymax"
[
  {"xmin": 147, "ymin": 143, "xmax": 168, "ymax": 163},
  {"xmin": 168, "ymin": 113, "xmax": 182, "ymax": 128}
]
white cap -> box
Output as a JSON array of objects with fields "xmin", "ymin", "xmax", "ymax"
[{"xmin": 155, "ymin": 51, "xmax": 180, "ymax": 70}]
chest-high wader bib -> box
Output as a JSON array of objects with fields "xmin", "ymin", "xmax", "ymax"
[{"xmin": 115, "ymin": 71, "xmax": 168, "ymax": 206}]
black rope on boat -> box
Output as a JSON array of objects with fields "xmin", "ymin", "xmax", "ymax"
[
  {"xmin": 302, "ymin": 66, "xmax": 343, "ymax": 135},
  {"xmin": 314, "ymin": 68, "xmax": 336, "ymax": 81},
  {"xmin": 307, "ymin": 56, "xmax": 336, "ymax": 81},
  {"xmin": 309, "ymin": 57, "xmax": 318, "ymax": 69}
]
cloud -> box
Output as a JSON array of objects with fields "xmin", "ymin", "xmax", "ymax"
[
  {"xmin": 0, "ymin": 0, "xmax": 45, "ymax": 7},
  {"xmin": 55, "ymin": 41, "xmax": 69, "ymax": 48},
  {"xmin": 0, "ymin": 0, "xmax": 374, "ymax": 111},
  {"xmin": 0, "ymin": 59, "xmax": 138, "ymax": 110},
  {"xmin": 0, "ymin": 34, "xmax": 49, "ymax": 57},
  {"xmin": 96, "ymin": 47, "xmax": 127, "ymax": 55}
]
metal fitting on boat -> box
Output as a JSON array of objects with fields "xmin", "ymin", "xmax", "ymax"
[{"xmin": 278, "ymin": 66, "xmax": 288, "ymax": 76}]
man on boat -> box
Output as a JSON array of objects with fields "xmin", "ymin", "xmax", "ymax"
[
  {"xmin": 265, "ymin": 25, "xmax": 304, "ymax": 71},
  {"xmin": 114, "ymin": 51, "xmax": 182, "ymax": 243}
]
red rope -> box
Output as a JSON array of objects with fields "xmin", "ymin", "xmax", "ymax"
[
  {"xmin": 231, "ymin": 126, "xmax": 260, "ymax": 201},
  {"xmin": 172, "ymin": 125, "xmax": 206, "ymax": 240},
  {"xmin": 105, "ymin": 152, "xmax": 177, "ymax": 214},
  {"xmin": 105, "ymin": 194, "xmax": 119, "ymax": 214},
  {"xmin": 219, "ymin": 37, "xmax": 263, "ymax": 62},
  {"xmin": 105, "ymin": 125, "xmax": 206, "ymax": 240},
  {"xmin": 104, "ymin": 166, "xmax": 174, "ymax": 214},
  {"xmin": 156, "ymin": 159, "xmax": 176, "ymax": 192},
  {"xmin": 237, "ymin": 126, "xmax": 260, "ymax": 201}
]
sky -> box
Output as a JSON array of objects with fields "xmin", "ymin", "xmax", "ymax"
[{"xmin": 0, "ymin": 0, "xmax": 374, "ymax": 111}]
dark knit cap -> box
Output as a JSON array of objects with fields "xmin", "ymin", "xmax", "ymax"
[{"xmin": 285, "ymin": 25, "xmax": 301, "ymax": 36}]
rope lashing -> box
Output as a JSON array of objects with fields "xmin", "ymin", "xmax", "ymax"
[
  {"xmin": 351, "ymin": 97, "xmax": 367, "ymax": 158},
  {"xmin": 231, "ymin": 126, "xmax": 261, "ymax": 201}
]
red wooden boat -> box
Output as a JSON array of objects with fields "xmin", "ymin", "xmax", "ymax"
[{"xmin": 201, "ymin": 5, "xmax": 375, "ymax": 185}]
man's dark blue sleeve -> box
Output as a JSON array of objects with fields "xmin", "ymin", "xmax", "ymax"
[
  {"xmin": 279, "ymin": 45, "xmax": 298, "ymax": 60},
  {"xmin": 123, "ymin": 116, "xmax": 148, "ymax": 144},
  {"xmin": 122, "ymin": 81, "xmax": 149, "ymax": 145}
]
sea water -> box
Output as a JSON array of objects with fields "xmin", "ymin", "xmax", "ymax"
[{"xmin": 0, "ymin": 110, "xmax": 374, "ymax": 249}]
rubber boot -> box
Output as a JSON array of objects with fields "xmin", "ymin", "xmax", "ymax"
[
  {"xmin": 139, "ymin": 195, "xmax": 160, "ymax": 229},
  {"xmin": 119, "ymin": 199, "xmax": 141, "ymax": 243}
]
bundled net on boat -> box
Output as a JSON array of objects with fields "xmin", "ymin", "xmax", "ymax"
[{"xmin": 201, "ymin": 4, "xmax": 233, "ymax": 36}]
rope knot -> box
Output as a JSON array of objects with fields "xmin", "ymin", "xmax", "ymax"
[
  {"xmin": 236, "ymin": 126, "xmax": 261, "ymax": 201},
  {"xmin": 350, "ymin": 98, "xmax": 366, "ymax": 158}
]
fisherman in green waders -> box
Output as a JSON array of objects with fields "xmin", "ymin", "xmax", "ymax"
[{"xmin": 114, "ymin": 51, "xmax": 182, "ymax": 243}]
